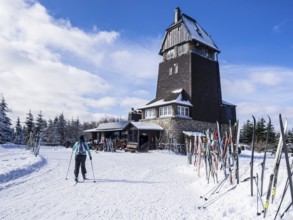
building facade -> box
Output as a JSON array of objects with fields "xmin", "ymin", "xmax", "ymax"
[{"xmin": 139, "ymin": 8, "xmax": 236, "ymax": 143}]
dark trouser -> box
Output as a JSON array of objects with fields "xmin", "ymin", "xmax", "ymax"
[{"xmin": 74, "ymin": 155, "xmax": 87, "ymax": 177}]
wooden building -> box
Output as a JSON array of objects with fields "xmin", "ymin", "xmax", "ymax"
[{"xmin": 84, "ymin": 121, "xmax": 163, "ymax": 152}]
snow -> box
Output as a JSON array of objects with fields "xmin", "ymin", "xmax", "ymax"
[
  {"xmin": 0, "ymin": 144, "xmax": 293, "ymax": 220},
  {"xmin": 139, "ymin": 95, "xmax": 193, "ymax": 109},
  {"xmin": 182, "ymin": 16, "xmax": 218, "ymax": 51}
]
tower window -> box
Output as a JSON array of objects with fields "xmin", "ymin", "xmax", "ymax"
[{"xmin": 174, "ymin": 63, "xmax": 178, "ymax": 74}]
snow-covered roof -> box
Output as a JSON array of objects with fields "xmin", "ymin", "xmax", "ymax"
[
  {"xmin": 139, "ymin": 89, "xmax": 192, "ymax": 109},
  {"xmin": 93, "ymin": 121, "xmax": 130, "ymax": 132},
  {"xmin": 182, "ymin": 15, "xmax": 219, "ymax": 51},
  {"xmin": 84, "ymin": 121, "xmax": 163, "ymax": 132},
  {"xmin": 84, "ymin": 128, "xmax": 99, "ymax": 133},
  {"xmin": 130, "ymin": 122, "xmax": 163, "ymax": 131},
  {"xmin": 183, "ymin": 131, "xmax": 206, "ymax": 137}
]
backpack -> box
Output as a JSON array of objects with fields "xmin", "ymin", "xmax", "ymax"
[{"xmin": 77, "ymin": 141, "xmax": 86, "ymax": 154}]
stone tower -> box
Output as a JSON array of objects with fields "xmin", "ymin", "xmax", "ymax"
[{"xmin": 139, "ymin": 8, "xmax": 236, "ymax": 141}]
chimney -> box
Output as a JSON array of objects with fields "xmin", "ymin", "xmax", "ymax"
[{"xmin": 174, "ymin": 7, "xmax": 181, "ymax": 23}]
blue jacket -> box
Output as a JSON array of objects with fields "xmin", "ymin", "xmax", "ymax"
[{"xmin": 72, "ymin": 141, "xmax": 92, "ymax": 157}]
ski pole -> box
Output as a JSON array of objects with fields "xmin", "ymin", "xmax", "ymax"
[
  {"xmin": 274, "ymin": 161, "xmax": 293, "ymax": 220},
  {"xmin": 280, "ymin": 202, "xmax": 292, "ymax": 219},
  {"xmin": 256, "ymin": 174, "xmax": 261, "ymax": 216},
  {"xmin": 90, "ymin": 159, "xmax": 96, "ymax": 183},
  {"xmin": 65, "ymin": 150, "xmax": 74, "ymax": 180}
]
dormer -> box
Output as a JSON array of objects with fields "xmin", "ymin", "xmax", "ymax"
[{"xmin": 159, "ymin": 7, "xmax": 220, "ymax": 61}]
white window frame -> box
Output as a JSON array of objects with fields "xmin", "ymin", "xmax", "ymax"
[
  {"xmin": 169, "ymin": 67, "xmax": 172, "ymax": 75},
  {"xmin": 177, "ymin": 105, "xmax": 189, "ymax": 117},
  {"xmin": 145, "ymin": 108, "xmax": 156, "ymax": 119},
  {"xmin": 159, "ymin": 106, "xmax": 173, "ymax": 117},
  {"xmin": 174, "ymin": 63, "xmax": 178, "ymax": 74}
]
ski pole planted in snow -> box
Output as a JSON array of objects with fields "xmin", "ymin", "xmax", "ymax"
[
  {"xmin": 65, "ymin": 150, "xmax": 74, "ymax": 180},
  {"xmin": 279, "ymin": 114, "xmax": 293, "ymax": 207},
  {"xmin": 251, "ymin": 115, "xmax": 256, "ymax": 196},
  {"xmin": 90, "ymin": 159, "xmax": 96, "ymax": 183},
  {"xmin": 260, "ymin": 116, "xmax": 271, "ymax": 196}
]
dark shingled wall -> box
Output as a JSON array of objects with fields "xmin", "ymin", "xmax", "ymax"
[{"xmin": 155, "ymin": 52, "xmax": 232, "ymax": 123}]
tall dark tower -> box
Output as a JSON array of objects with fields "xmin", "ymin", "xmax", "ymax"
[{"xmin": 139, "ymin": 8, "xmax": 236, "ymax": 141}]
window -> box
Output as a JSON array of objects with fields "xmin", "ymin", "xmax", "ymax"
[
  {"xmin": 145, "ymin": 108, "xmax": 156, "ymax": 119},
  {"xmin": 159, "ymin": 106, "xmax": 172, "ymax": 117},
  {"xmin": 174, "ymin": 63, "xmax": 178, "ymax": 74},
  {"xmin": 177, "ymin": 106, "xmax": 189, "ymax": 117},
  {"xmin": 169, "ymin": 67, "xmax": 172, "ymax": 75}
]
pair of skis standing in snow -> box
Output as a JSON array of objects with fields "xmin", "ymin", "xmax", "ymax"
[
  {"xmin": 197, "ymin": 120, "xmax": 241, "ymax": 210},
  {"xmin": 249, "ymin": 115, "xmax": 293, "ymax": 218},
  {"xmin": 198, "ymin": 114, "xmax": 293, "ymax": 219},
  {"xmin": 192, "ymin": 120, "xmax": 240, "ymax": 185}
]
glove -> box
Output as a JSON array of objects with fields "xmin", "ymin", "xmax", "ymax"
[{"xmin": 90, "ymin": 156, "xmax": 92, "ymax": 160}]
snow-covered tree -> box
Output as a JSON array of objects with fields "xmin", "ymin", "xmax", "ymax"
[
  {"xmin": 0, "ymin": 96, "xmax": 13, "ymax": 144},
  {"xmin": 255, "ymin": 117, "xmax": 266, "ymax": 142},
  {"xmin": 57, "ymin": 113, "xmax": 66, "ymax": 145},
  {"xmin": 35, "ymin": 111, "xmax": 46, "ymax": 134},
  {"xmin": 14, "ymin": 117, "xmax": 23, "ymax": 144},
  {"xmin": 24, "ymin": 110, "xmax": 34, "ymax": 144},
  {"xmin": 240, "ymin": 120, "xmax": 253, "ymax": 144},
  {"xmin": 43, "ymin": 119, "xmax": 54, "ymax": 145}
]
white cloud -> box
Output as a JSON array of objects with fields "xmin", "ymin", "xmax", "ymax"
[
  {"xmin": 221, "ymin": 63, "xmax": 293, "ymax": 128},
  {"xmin": 1, "ymin": 0, "xmax": 292, "ymax": 132},
  {"xmin": 120, "ymin": 97, "xmax": 150, "ymax": 109},
  {"xmin": 0, "ymin": 0, "xmax": 160, "ymax": 125}
]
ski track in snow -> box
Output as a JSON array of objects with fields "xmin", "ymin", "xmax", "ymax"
[{"xmin": 0, "ymin": 145, "xmax": 292, "ymax": 220}]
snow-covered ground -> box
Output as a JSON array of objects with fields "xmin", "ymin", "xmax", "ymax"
[{"xmin": 0, "ymin": 144, "xmax": 292, "ymax": 220}]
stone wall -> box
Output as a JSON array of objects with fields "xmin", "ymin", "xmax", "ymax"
[{"xmin": 141, "ymin": 117, "xmax": 229, "ymax": 144}]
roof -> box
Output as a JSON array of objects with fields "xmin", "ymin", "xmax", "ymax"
[
  {"xmin": 222, "ymin": 100, "xmax": 236, "ymax": 107},
  {"xmin": 139, "ymin": 89, "xmax": 192, "ymax": 109},
  {"xmin": 160, "ymin": 11, "xmax": 219, "ymax": 54},
  {"xmin": 183, "ymin": 131, "xmax": 206, "ymax": 137},
  {"xmin": 84, "ymin": 121, "xmax": 163, "ymax": 133},
  {"xmin": 181, "ymin": 14, "xmax": 219, "ymax": 51},
  {"xmin": 130, "ymin": 122, "xmax": 163, "ymax": 131},
  {"xmin": 89, "ymin": 121, "xmax": 130, "ymax": 132},
  {"xmin": 84, "ymin": 128, "xmax": 99, "ymax": 133}
]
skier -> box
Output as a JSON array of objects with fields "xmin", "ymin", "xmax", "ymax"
[{"xmin": 72, "ymin": 135, "xmax": 92, "ymax": 182}]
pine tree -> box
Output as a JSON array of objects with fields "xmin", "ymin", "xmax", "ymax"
[
  {"xmin": 256, "ymin": 117, "xmax": 267, "ymax": 142},
  {"xmin": 24, "ymin": 110, "xmax": 34, "ymax": 144},
  {"xmin": 240, "ymin": 120, "xmax": 253, "ymax": 144},
  {"xmin": 0, "ymin": 96, "xmax": 13, "ymax": 144},
  {"xmin": 14, "ymin": 117, "xmax": 23, "ymax": 144},
  {"xmin": 287, "ymin": 129, "xmax": 293, "ymax": 143},
  {"xmin": 267, "ymin": 122, "xmax": 276, "ymax": 144},
  {"xmin": 52, "ymin": 116, "xmax": 60, "ymax": 145},
  {"xmin": 43, "ymin": 119, "xmax": 54, "ymax": 145},
  {"xmin": 35, "ymin": 111, "xmax": 46, "ymax": 134},
  {"xmin": 57, "ymin": 113, "xmax": 66, "ymax": 145}
]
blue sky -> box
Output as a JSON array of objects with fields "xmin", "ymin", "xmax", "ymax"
[{"xmin": 1, "ymin": 0, "xmax": 293, "ymax": 129}]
